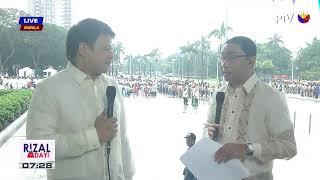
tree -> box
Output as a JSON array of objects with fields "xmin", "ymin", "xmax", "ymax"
[
  {"xmin": 295, "ymin": 37, "xmax": 320, "ymax": 80},
  {"xmin": 208, "ymin": 22, "xmax": 233, "ymax": 82},
  {"xmin": 20, "ymin": 23, "xmax": 66, "ymax": 76},
  {"xmin": 131, "ymin": 55, "xmax": 143, "ymax": 76},
  {"xmin": 266, "ymin": 34, "xmax": 292, "ymax": 74},
  {"xmin": 256, "ymin": 60, "xmax": 275, "ymax": 78},
  {"xmin": 268, "ymin": 33, "xmax": 284, "ymax": 47},
  {"xmin": 0, "ymin": 30, "xmax": 15, "ymax": 75},
  {"xmin": 147, "ymin": 48, "xmax": 160, "ymax": 78},
  {"xmin": 123, "ymin": 55, "xmax": 133, "ymax": 75},
  {"xmin": 255, "ymin": 34, "xmax": 292, "ymax": 79},
  {"xmin": 0, "ymin": 8, "xmax": 29, "ymax": 75},
  {"xmin": 0, "ymin": 8, "xmax": 68, "ymax": 76},
  {"xmin": 112, "ymin": 42, "xmax": 124, "ymax": 76},
  {"xmin": 195, "ymin": 36, "xmax": 211, "ymax": 80}
]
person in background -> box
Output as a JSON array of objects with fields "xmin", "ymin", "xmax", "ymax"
[{"xmin": 183, "ymin": 133, "xmax": 197, "ymax": 180}]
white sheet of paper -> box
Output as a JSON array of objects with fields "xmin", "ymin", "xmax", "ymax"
[{"xmin": 180, "ymin": 137, "xmax": 250, "ymax": 180}]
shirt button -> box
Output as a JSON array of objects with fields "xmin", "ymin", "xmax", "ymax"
[
  {"xmin": 235, "ymin": 95, "xmax": 237, "ymax": 97},
  {"xmin": 232, "ymin": 110, "xmax": 235, "ymax": 113},
  {"xmin": 228, "ymin": 126, "xmax": 231, "ymax": 130}
]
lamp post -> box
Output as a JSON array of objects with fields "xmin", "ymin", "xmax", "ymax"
[
  {"xmin": 172, "ymin": 60, "xmax": 175, "ymax": 77},
  {"xmin": 291, "ymin": 59, "xmax": 294, "ymax": 80}
]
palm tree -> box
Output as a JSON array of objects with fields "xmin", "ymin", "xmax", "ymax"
[
  {"xmin": 195, "ymin": 36, "xmax": 211, "ymax": 80},
  {"xmin": 190, "ymin": 41, "xmax": 201, "ymax": 79},
  {"xmin": 112, "ymin": 42, "xmax": 125, "ymax": 76},
  {"xmin": 208, "ymin": 22, "xmax": 232, "ymax": 82},
  {"xmin": 135, "ymin": 55, "xmax": 143, "ymax": 76},
  {"xmin": 147, "ymin": 48, "xmax": 160, "ymax": 78},
  {"xmin": 180, "ymin": 43, "xmax": 197, "ymax": 79},
  {"xmin": 124, "ymin": 55, "xmax": 133, "ymax": 75},
  {"xmin": 268, "ymin": 33, "xmax": 284, "ymax": 47}
]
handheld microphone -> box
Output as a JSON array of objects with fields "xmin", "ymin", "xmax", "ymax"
[
  {"xmin": 106, "ymin": 86, "xmax": 116, "ymax": 154},
  {"xmin": 105, "ymin": 86, "xmax": 116, "ymax": 180},
  {"xmin": 213, "ymin": 92, "xmax": 225, "ymax": 141},
  {"xmin": 106, "ymin": 86, "xmax": 116, "ymax": 119}
]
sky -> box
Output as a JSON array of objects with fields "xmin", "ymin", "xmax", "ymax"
[{"xmin": 1, "ymin": 0, "xmax": 319, "ymax": 58}]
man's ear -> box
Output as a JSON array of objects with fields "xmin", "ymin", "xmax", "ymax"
[
  {"xmin": 248, "ymin": 56, "xmax": 256, "ymax": 66},
  {"xmin": 78, "ymin": 42, "xmax": 90, "ymax": 57}
]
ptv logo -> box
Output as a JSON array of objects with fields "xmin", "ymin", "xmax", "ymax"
[{"xmin": 276, "ymin": 13, "xmax": 295, "ymax": 24}]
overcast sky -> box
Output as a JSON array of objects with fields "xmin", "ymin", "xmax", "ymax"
[{"xmin": 1, "ymin": 0, "xmax": 319, "ymax": 57}]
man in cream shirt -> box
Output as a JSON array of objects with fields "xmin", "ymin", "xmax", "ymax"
[
  {"xmin": 205, "ymin": 36, "xmax": 296, "ymax": 180},
  {"xmin": 26, "ymin": 18, "xmax": 135, "ymax": 180}
]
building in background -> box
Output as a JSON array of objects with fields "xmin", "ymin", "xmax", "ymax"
[{"xmin": 28, "ymin": 0, "xmax": 71, "ymax": 29}]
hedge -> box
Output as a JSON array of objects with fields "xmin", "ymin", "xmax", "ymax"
[
  {"xmin": 0, "ymin": 89, "xmax": 32, "ymax": 131},
  {"xmin": 0, "ymin": 89, "xmax": 14, "ymax": 96}
]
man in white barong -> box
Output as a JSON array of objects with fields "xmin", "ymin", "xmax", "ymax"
[
  {"xmin": 27, "ymin": 18, "xmax": 135, "ymax": 180},
  {"xmin": 205, "ymin": 36, "xmax": 296, "ymax": 180}
]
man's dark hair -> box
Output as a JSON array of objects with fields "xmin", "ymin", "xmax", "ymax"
[
  {"xmin": 66, "ymin": 18, "xmax": 115, "ymax": 63},
  {"xmin": 226, "ymin": 36, "xmax": 256, "ymax": 57}
]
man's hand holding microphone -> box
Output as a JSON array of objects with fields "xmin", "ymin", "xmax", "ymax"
[
  {"xmin": 205, "ymin": 123, "xmax": 220, "ymax": 140},
  {"xmin": 95, "ymin": 109, "xmax": 118, "ymax": 143}
]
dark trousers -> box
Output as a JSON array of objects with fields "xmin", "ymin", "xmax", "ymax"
[{"xmin": 183, "ymin": 97, "xmax": 188, "ymax": 106}]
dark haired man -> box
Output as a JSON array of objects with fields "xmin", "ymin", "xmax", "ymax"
[
  {"xmin": 27, "ymin": 18, "xmax": 135, "ymax": 180},
  {"xmin": 205, "ymin": 36, "xmax": 296, "ymax": 180}
]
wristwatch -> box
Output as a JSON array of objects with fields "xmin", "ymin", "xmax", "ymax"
[{"xmin": 245, "ymin": 143, "xmax": 254, "ymax": 156}]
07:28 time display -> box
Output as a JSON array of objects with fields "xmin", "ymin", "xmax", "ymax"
[{"xmin": 21, "ymin": 162, "xmax": 54, "ymax": 169}]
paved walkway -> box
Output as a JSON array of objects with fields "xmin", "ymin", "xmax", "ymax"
[
  {"xmin": 0, "ymin": 122, "xmax": 46, "ymax": 179},
  {"xmin": 286, "ymin": 93, "xmax": 320, "ymax": 102},
  {"xmin": 0, "ymin": 94, "xmax": 318, "ymax": 180}
]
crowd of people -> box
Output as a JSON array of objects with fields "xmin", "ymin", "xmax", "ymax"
[
  {"xmin": 269, "ymin": 79, "xmax": 320, "ymax": 99},
  {"xmin": 1, "ymin": 74, "xmax": 319, "ymax": 100},
  {"xmin": 0, "ymin": 76, "xmax": 43, "ymax": 90},
  {"xmin": 117, "ymin": 76, "xmax": 158, "ymax": 97},
  {"xmin": 117, "ymin": 76, "xmax": 320, "ymax": 109},
  {"xmin": 157, "ymin": 78, "xmax": 216, "ymax": 106},
  {"xmin": 117, "ymin": 74, "xmax": 320, "ymax": 103},
  {"xmin": 117, "ymin": 75, "xmax": 218, "ymax": 107}
]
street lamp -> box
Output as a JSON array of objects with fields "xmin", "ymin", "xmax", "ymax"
[
  {"xmin": 217, "ymin": 45, "xmax": 221, "ymax": 83},
  {"xmin": 129, "ymin": 57, "xmax": 132, "ymax": 76},
  {"xmin": 172, "ymin": 60, "xmax": 175, "ymax": 77},
  {"xmin": 291, "ymin": 59, "xmax": 294, "ymax": 80}
]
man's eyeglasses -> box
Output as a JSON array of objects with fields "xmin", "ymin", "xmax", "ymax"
[{"xmin": 219, "ymin": 54, "xmax": 248, "ymax": 63}]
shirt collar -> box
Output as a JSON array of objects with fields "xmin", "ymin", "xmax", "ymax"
[
  {"xmin": 226, "ymin": 73, "xmax": 259, "ymax": 95},
  {"xmin": 242, "ymin": 73, "xmax": 259, "ymax": 94},
  {"xmin": 66, "ymin": 62, "xmax": 89, "ymax": 85}
]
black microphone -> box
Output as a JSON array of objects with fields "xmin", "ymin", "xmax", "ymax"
[
  {"xmin": 106, "ymin": 86, "xmax": 116, "ymax": 154},
  {"xmin": 106, "ymin": 86, "xmax": 116, "ymax": 119},
  {"xmin": 105, "ymin": 86, "xmax": 116, "ymax": 180},
  {"xmin": 213, "ymin": 92, "xmax": 225, "ymax": 141}
]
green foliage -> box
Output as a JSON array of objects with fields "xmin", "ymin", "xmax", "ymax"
[
  {"xmin": 19, "ymin": 23, "xmax": 68, "ymax": 75},
  {"xmin": 0, "ymin": 89, "xmax": 14, "ymax": 96},
  {"xmin": 0, "ymin": 8, "xmax": 68, "ymax": 76},
  {"xmin": 256, "ymin": 34, "xmax": 292, "ymax": 77},
  {"xmin": 300, "ymin": 66, "xmax": 320, "ymax": 81},
  {"xmin": 0, "ymin": 89, "xmax": 32, "ymax": 131},
  {"xmin": 296, "ymin": 38, "xmax": 320, "ymax": 80},
  {"xmin": 1, "ymin": 9, "xmax": 319, "ymax": 81}
]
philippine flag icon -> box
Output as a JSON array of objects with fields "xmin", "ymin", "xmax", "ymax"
[{"xmin": 297, "ymin": 12, "xmax": 310, "ymax": 23}]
